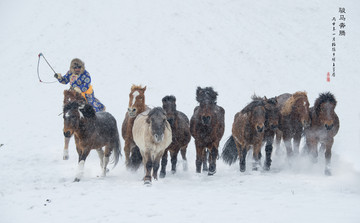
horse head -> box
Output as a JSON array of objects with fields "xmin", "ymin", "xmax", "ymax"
[
  {"xmin": 147, "ymin": 107, "xmax": 169, "ymax": 144},
  {"xmin": 128, "ymin": 85, "xmax": 146, "ymax": 118},
  {"xmin": 243, "ymin": 96, "xmax": 266, "ymax": 133},
  {"xmin": 162, "ymin": 95, "xmax": 177, "ymax": 126},
  {"xmin": 63, "ymin": 101, "xmax": 95, "ymax": 137},
  {"xmin": 196, "ymin": 86, "xmax": 218, "ymax": 105},
  {"xmin": 264, "ymin": 96, "xmax": 280, "ymax": 130},
  {"xmin": 314, "ymin": 92, "xmax": 337, "ymax": 131},
  {"xmin": 281, "ymin": 91, "xmax": 310, "ymax": 128}
]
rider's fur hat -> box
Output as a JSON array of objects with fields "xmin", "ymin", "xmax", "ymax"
[{"xmin": 70, "ymin": 58, "xmax": 85, "ymax": 74}]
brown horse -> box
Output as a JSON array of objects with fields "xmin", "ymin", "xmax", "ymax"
[
  {"xmin": 222, "ymin": 96, "xmax": 266, "ymax": 172},
  {"xmin": 190, "ymin": 87, "xmax": 225, "ymax": 175},
  {"xmin": 121, "ymin": 85, "xmax": 149, "ymax": 170},
  {"xmin": 275, "ymin": 91, "xmax": 310, "ymax": 157},
  {"xmin": 160, "ymin": 95, "xmax": 191, "ymax": 178},
  {"xmin": 63, "ymin": 101, "xmax": 121, "ymax": 182},
  {"xmin": 304, "ymin": 92, "xmax": 339, "ymax": 175},
  {"xmin": 132, "ymin": 107, "xmax": 172, "ymax": 185},
  {"xmin": 62, "ymin": 89, "xmax": 86, "ymax": 160}
]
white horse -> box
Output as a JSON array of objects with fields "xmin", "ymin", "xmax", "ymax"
[{"xmin": 132, "ymin": 107, "xmax": 172, "ymax": 185}]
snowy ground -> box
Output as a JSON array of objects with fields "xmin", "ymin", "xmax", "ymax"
[{"xmin": 0, "ymin": 0, "xmax": 360, "ymax": 222}]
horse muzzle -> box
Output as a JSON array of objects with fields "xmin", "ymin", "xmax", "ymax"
[
  {"xmin": 325, "ymin": 123, "xmax": 334, "ymax": 131},
  {"xmin": 64, "ymin": 131, "xmax": 72, "ymax": 138},
  {"xmin": 256, "ymin": 125, "xmax": 264, "ymax": 133},
  {"xmin": 153, "ymin": 134, "xmax": 164, "ymax": 143},
  {"xmin": 128, "ymin": 108, "xmax": 137, "ymax": 118}
]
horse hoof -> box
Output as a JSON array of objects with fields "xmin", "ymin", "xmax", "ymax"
[
  {"xmin": 63, "ymin": 155, "xmax": 69, "ymax": 160},
  {"xmin": 325, "ymin": 169, "xmax": 332, "ymax": 176},
  {"xmin": 73, "ymin": 178, "xmax": 80, "ymax": 182},
  {"xmin": 159, "ymin": 172, "xmax": 166, "ymax": 178},
  {"xmin": 144, "ymin": 180, "xmax": 152, "ymax": 186},
  {"xmin": 208, "ymin": 170, "xmax": 216, "ymax": 176},
  {"xmin": 171, "ymin": 170, "xmax": 176, "ymax": 174},
  {"xmin": 263, "ymin": 165, "xmax": 270, "ymax": 171}
]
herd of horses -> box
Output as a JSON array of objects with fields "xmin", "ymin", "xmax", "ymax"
[{"xmin": 61, "ymin": 85, "xmax": 339, "ymax": 184}]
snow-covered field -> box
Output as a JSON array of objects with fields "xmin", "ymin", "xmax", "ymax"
[{"xmin": 1, "ymin": 0, "xmax": 360, "ymax": 222}]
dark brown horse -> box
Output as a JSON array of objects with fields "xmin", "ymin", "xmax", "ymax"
[
  {"xmin": 275, "ymin": 91, "xmax": 310, "ymax": 157},
  {"xmin": 304, "ymin": 92, "xmax": 339, "ymax": 175},
  {"xmin": 160, "ymin": 95, "xmax": 191, "ymax": 178},
  {"xmin": 62, "ymin": 89, "xmax": 86, "ymax": 160},
  {"xmin": 63, "ymin": 101, "xmax": 121, "ymax": 182},
  {"xmin": 121, "ymin": 85, "xmax": 149, "ymax": 170},
  {"xmin": 222, "ymin": 96, "xmax": 266, "ymax": 172},
  {"xmin": 190, "ymin": 87, "xmax": 225, "ymax": 175}
]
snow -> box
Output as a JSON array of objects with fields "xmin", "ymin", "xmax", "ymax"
[{"xmin": 1, "ymin": 0, "xmax": 360, "ymax": 222}]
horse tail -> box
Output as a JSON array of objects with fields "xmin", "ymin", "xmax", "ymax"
[
  {"xmin": 129, "ymin": 146, "xmax": 143, "ymax": 171},
  {"xmin": 221, "ymin": 135, "xmax": 238, "ymax": 165},
  {"xmin": 112, "ymin": 136, "xmax": 122, "ymax": 169}
]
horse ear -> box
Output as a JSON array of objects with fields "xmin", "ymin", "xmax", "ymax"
[{"xmin": 143, "ymin": 86, "xmax": 147, "ymax": 91}]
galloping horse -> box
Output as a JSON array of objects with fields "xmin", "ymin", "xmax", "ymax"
[
  {"xmin": 275, "ymin": 91, "xmax": 310, "ymax": 157},
  {"xmin": 160, "ymin": 95, "xmax": 191, "ymax": 178},
  {"xmin": 63, "ymin": 101, "xmax": 121, "ymax": 182},
  {"xmin": 190, "ymin": 87, "xmax": 225, "ymax": 175},
  {"xmin": 222, "ymin": 96, "xmax": 266, "ymax": 172},
  {"xmin": 121, "ymin": 85, "xmax": 149, "ymax": 170},
  {"xmin": 304, "ymin": 92, "xmax": 339, "ymax": 175},
  {"xmin": 62, "ymin": 89, "xmax": 85, "ymax": 160},
  {"xmin": 132, "ymin": 107, "xmax": 172, "ymax": 185}
]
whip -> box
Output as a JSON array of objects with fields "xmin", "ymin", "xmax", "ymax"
[{"xmin": 37, "ymin": 53, "xmax": 57, "ymax": 83}]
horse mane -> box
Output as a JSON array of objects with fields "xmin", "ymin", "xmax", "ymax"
[
  {"xmin": 148, "ymin": 107, "xmax": 166, "ymax": 117},
  {"xmin": 162, "ymin": 95, "xmax": 176, "ymax": 103},
  {"xmin": 241, "ymin": 95, "xmax": 265, "ymax": 113},
  {"xmin": 131, "ymin": 84, "xmax": 146, "ymax": 92},
  {"xmin": 281, "ymin": 91, "xmax": 308, "ymax": 116},
  {"xmin": 196, "ymin": 87, "xmax": 218, "ymax": 104},
  {"xmin": 314, "ymin": 92, "xmax": 337, "ymax": 116},
  {"xmin": 63, "ymin": 101, "xmax": 96, "ymax": 119}
]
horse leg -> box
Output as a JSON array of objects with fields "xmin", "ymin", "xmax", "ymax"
[
  {"xmin": 239, "ymin": 145, "xmax": 247, "ymax": 172},
  {"xmin": 124, "ymin": 140, "xmax": 131, "ymax": 168},
  {"xmin": 324, "ymin": 138, "xmax": 334, "ymax": 176},
  {"xmin": 96, "ymin": 148, "xmax": 105, "ymax": 169},
  {"xmin": 144, "ymin": 155, "xmax": 152, "ymax": 185},
  {"xmin": 100, "ymin": 146, "xmax": 112, "ymax": 177},
  {"xmin": 180, "ymin": 145, "xmax": 188, "ymax": 171},
  {"xmin": 208, "ymin": 146, "xmax": 218, "ymax": 176},
  {"xmin": 202, "ymin": 149, "xmax": 209, "ymax": 172},
  {"xmin": 159, "ymin": 149, "xmax": 168, "ymax": 178},
  {"xmin": 283, "ymin": 133, "xmax": 293, "ymax": 157},
  {"xmin": 264, "ymin": 138, "xmax": 274, "ymax": 171},
  {"xmin": 274, "ymin": 130, "xmax": 282, "ymax": 155},
  {"xmin": 293, "ymin": 133, "xmax": 302, "ymax": 155},
  {"xmin": 170, "ymin": 148, "xmax": 180, "ymax": 174},
  {"xmin": 152, "ymin": 155, "xmax": 162, "ymax": 180},
  {"xmin": 195, "ymin": 144, "xmax": 203, "ymax": 173},
  {"xmin": 63, "ymin": 136, "xmax": 71, "ymax": 160},
  {"xmin": 252, "ymin": 143, "xmax": 262, "ymax": 171},
  {"xmin": 74, "ymin": 148, "xmax": 90, "ymax": 182}
]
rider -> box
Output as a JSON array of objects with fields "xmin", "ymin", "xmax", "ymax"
[{"xmin": 54, "ymin": 58, "xmax": 105, "ymax": 112}]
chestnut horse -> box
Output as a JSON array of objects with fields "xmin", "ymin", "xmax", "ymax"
[
  {"xmin": 132, "ymin": 107, "xmax": 172, "ymax": 185},
  {"xmin": 160, "ymin": 95, "xmax": 191, "ymax": 178},
  {"xmin": 275, "ymin": 91, "xmax": 310, "ymax": 157},
  {"xmin": 304, "ymin": 92, "xmax": 339, "ymax": 175},
  {"xmin": 222, "ymin": 96, "xmax": 266, "ymax": 172},
  {"xmin": 190, "ymin": 87, "xmax": 225, "ymax": 175},
  {"xmin": 63, "ymin": 101, "xmax": 121, "ymax": 182},
  {"xmin": 121, "ymin": 85, "xmax": 149, "ymax": 170},
  {"xmin": 62, "ymin": 89, "xmax": 86, "ymax": 160}
]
